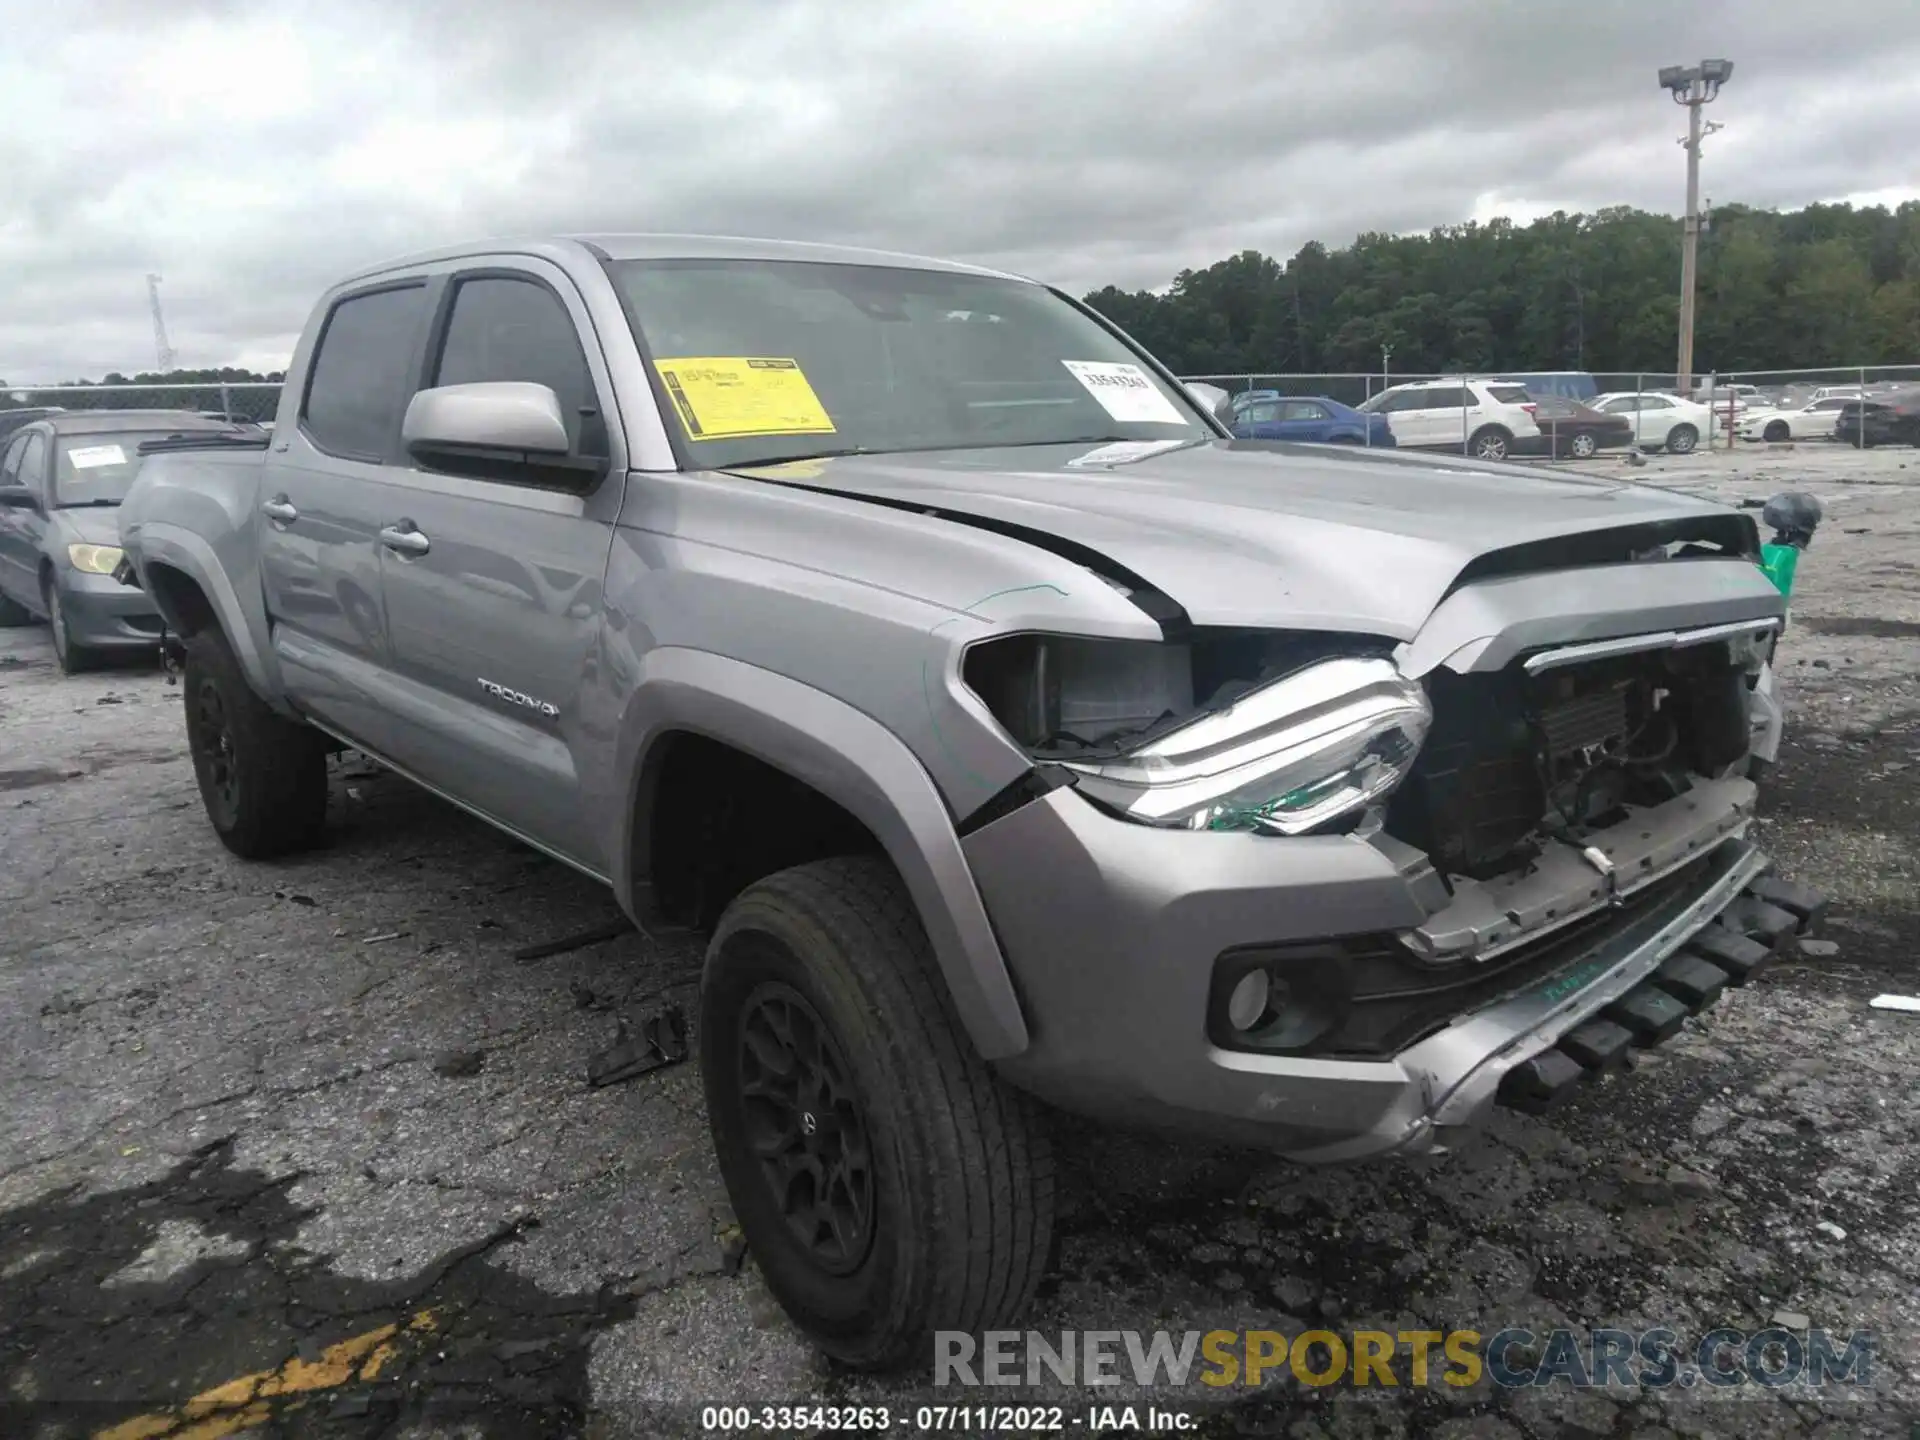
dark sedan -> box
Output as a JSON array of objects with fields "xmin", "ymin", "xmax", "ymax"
[
  {"xmin": 0, "ymin": 410, "xmax": 240, "ymax": 672},
  {"xmin": 1231, "ymin": 395, "xmax": 1395, "ymax": 446},
  {"xmin": 1525, "ymin": 395, "xmax": 1635, "ymax": 459},
  {"xmin": 1834, "ymin": 398, "xmax": 1920, "ymax": 448}
]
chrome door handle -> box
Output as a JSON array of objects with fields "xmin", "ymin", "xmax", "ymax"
[
  {"xmin": 262, "ymin": 498, "xmax": 298, "ymax": 523},
  {"xmin": 379, "ymin": 523, "xmax": 430, "ymax": 556}
]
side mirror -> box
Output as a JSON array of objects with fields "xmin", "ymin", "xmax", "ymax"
[
  {"xmin": 0, "ymin": 484, "xmax": 36, "ymax": 509},
  {"xmin": 401, "ymin": 381, "xmax": 603, "ymax": 487},
  {"xmin": 404, "ymin": 381, "xmax": 572, "ymax": 457},
  {"xmin": 1183, "ymin": 382, "xmax": 1235, "ymax": 426}
]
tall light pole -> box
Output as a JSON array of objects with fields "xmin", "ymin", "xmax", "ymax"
[{"xmin": 1659, "ymin": 60, "xmax": 1732, "ymax": 395}]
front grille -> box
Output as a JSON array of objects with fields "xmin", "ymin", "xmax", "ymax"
[{"xmin": 1386, "ymin": 647, "xmax": 1746, "ymax": 881}]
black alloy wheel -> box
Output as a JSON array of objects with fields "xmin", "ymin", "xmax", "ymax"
[
  {"xmin": 187, "ymin": 672, "xmax": 242, "ymax": 829},
  {"xmin": 737, "ymin": 980, "xmax": 876, "ymax": 1275}
]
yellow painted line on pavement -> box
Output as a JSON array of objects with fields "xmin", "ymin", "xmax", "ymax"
[{"xmin": 95, "ymin": 1309, "xmax": 440, "ymax": 1440}]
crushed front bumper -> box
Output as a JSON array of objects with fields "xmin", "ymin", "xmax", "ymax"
[{"xmin": 963, "ymin": 784, "xmax": 1824, "ymax": 1161}]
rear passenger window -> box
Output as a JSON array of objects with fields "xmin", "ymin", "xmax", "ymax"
[
  {"xmin": 433, "ymin": 277, "xmax": 603, "ymax": 454},
  {"xmin": 302, "ymin": 284, "xmax": 430, "ymax": 460},
  {"xmin": 1487, "ymin": 385, "xmax": 1531, "ymax": 405}
]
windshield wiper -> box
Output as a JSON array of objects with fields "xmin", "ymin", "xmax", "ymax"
[
  {"xmin": 55, "ymin": 499, "xmax": 122, "ymax": 509},
  {"xmin": 728, "ymin": 445, "xmax": 879, "ymax": 468}
]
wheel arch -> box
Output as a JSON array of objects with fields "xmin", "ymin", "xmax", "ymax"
[
  {"xmin": 611, "ymin": 648, "xmax": 1031, "ymax": 1060},
  {"xmin": 127, "ymin": 525, "xmax": 286, "ymax": 706}
]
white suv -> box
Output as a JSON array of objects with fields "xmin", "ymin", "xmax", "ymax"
[{"xmin": 1356, "ymin": 379, "xmax": 1542, "ymax": 460}]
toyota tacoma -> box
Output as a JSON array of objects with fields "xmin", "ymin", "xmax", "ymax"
[{"xmin": 112, "ymin": 235, "xmax": 1823, "ymax": 1368}]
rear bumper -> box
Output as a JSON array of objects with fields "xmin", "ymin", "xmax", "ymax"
[
  {"xmin": 965, "ymin": 785, "xmax": 1822, "ymax": 1162},
  {"xmin": 56, "ymin": 570, "xmax": 163, "ymax": 648}
]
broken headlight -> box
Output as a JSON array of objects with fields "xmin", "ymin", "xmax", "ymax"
[
  {"xmin": 1064, "ymin": 656, "xmax": 1431, "ymax": 832},
  {"xmin": 965, "ymin": 634, "xmax": 1431, "ymax": 835}
]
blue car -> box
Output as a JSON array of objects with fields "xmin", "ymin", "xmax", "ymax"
[{"xmin": 1232, "ymin": 395, "xmax": 1394, "ymax": 447}]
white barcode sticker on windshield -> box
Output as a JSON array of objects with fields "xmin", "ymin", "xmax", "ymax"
[
  {"xmin": 1061, "ymin": 361, "xmax": 1187, "ymax": 425},
  {"xmin": 66, "ymin": 444, "xmax": 128, "ymax": 469}
]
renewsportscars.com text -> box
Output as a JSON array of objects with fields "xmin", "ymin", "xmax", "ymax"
[{"xmin": 935, "ymin": 1327, "xmax": 1876, "ymax": 1390}]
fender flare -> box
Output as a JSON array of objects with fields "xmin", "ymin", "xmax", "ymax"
[
  {"xmin": 130, "ymin": 523, "xmax": 285, "ymax": 704},
  {"xmin": 609, "ymin": 647, "xmax": 1031, "ymax": 1060}
]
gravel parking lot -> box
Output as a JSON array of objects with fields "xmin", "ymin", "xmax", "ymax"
[{"xmin": 3, "ymin": 442, "xmax": 1917, "ymax": 1438}]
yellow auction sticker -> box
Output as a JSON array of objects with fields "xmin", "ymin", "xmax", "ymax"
[{"xmin": 653, "ymin": 356, "xmax": 837, "ymax": 441}]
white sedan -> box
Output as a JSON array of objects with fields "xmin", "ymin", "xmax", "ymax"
[
  {"xmin": 1738, "ymin": 396, "xmax": 1852, "ymax": 442},
  {"xmin": 1589, "ymin": 392, "xmax": 1716, "ymax": 454}
]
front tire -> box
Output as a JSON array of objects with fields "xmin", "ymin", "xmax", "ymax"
[
  {"xmin": 702, "ymin": 856, "xmax": 1054, "ymax": 1370},
  {"xmin": 43, "ymin": 577, "xmax": 100, "ymax": 675},
  {"xmin": 1469, "ymin": 425, "xmax": 1512, "ymax": 461},
  {"xmin": 182, "ymin": 626, "xmax": 329, "ymax": 858},
  {"xmin": 1764, "ymin": 420, "xmax": 1790, "ymax": 442},
  {"xmin": 1666, "ymin": 423, "xmax": 1699, "ymax": 455}
]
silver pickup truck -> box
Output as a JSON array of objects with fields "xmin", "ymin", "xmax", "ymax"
[{"xmin": 115, "ymin": 234, "xmax": 1823, "ymax": 1368}]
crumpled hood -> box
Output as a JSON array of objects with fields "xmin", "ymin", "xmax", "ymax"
[{"xmin": 736, "ymin": 439, "xmax": 1756, "ymax": 638}]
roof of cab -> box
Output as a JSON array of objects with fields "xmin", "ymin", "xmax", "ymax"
[
  {"xmin": 339, "ymin": 233, "xmax": 1033, "ymax": 288},
  {"xmin": 44, "ymin": 409, "xmax": 241, "ymax": 437}
]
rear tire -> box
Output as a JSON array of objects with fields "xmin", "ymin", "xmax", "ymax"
[
  {"xmin": 1570, "ymin": 431, "xmax": 1598, "ymax": 459},
  {"xmin": 182, "ymin": 626, "xmax": 329, "ymax": 858},
  {"xmin": 701, "ymin": 856, "xmax": 1054, "ymax": 1370},
  {"xmin": 1666, "ymin": 424, "xmax": 1699, "ymax": 455},
  {"xmin": 1468, "ymin": 425, "xmax": 1512, "ymax": 461}
]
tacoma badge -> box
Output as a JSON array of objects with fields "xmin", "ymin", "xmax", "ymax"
[{"xmin": 477, "ymin": 678, "xmax": 559, "ymax": 718}]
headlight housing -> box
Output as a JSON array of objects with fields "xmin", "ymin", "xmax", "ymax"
[
  {"xmin": 1060, "ymin": 655, "xmax": 1431, "ymax": 833},
  {"xmin": 67, "ymin": 543, "xmax": 125, "ymax": 575}
]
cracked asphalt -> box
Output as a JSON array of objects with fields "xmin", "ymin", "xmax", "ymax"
[{"xmin": 2, "ymin": 442, "xmax": 1917, "ymax": 1438}]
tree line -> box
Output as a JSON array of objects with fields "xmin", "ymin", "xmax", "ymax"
[
  {"xmin": 1, "ymin": 365, "xmax": 286, "ymax": 410},
  {"xmin": 9, "ymin": 200, "xmax": 1918, "ymax": 401},
  {"xmin": 1083, "ymin": 201, "xmax": 1920, "ymax": 379}
]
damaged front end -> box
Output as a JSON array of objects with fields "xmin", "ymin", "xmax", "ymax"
[
  {"xmin": 964, "ymin": 610, "xmax": 1776, "ymax": 973},
  {"xmin": 957, "ymin": 528, "xmax": 1814, "ymax": 1151}
]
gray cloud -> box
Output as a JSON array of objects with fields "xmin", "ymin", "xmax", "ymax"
[{"xmin": 3, "ymin": 0, "xmax": 1916, "ymax": 381}]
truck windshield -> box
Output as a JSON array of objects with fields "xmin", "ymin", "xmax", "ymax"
[
  {"xmin": 611, "ymin": 258, "xmax": 1213, "ymax": 468},
  {"xmin": 50, "ymin": 432, "xmax": 192, "ymax": 507}
]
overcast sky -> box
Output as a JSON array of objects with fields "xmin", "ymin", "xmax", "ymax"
[{"xmin": 4, "ymin": 0, "xmax": 1917, "ymax": 383}]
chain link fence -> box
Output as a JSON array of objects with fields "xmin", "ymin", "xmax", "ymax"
[{"xmin": 2, "ymin": 381, "xmax": 284, "ymax": 426}]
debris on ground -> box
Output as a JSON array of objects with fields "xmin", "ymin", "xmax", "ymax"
[
  {"xmin": 432, "ymin": 1048, "xmax": 486, "ymax": 1078},
  {"xmin": 513, "ymin": 918, "xmax": 634, "ymax": 963},
  {"xmin": 717, "ymin": 1222, "xmax": 748, "ymax": 1276},
  {"xmin": 569, "ymin": 979, "xmax": 619, "ymax": 1012},
  {"xmin": 1869, "ymin": 994, "xmax": 1920, "ymax": 1012},
  {"xmin": 1815, "ymin": 1220, "xmax": 1848, "ymax": 1241},
  {"xmin": 1798, "ymin": 937, "xmax": 1840, "ymax": 957},
  {"xmin": 1769, "ymin": 1309, "xmax": 1811, "ymax": 1330},
  {"xmin": 362, "ymin": 931, "xmax": 404, "ymax": 945},
  {"xmin": 586, "ymin": 1006, "xmax": 687, "ymax": 1088}
]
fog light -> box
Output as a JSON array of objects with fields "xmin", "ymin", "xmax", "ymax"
[{"xmin": 1226, "ymin": 969, "xmax": 1271, "ymax": 1032}]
